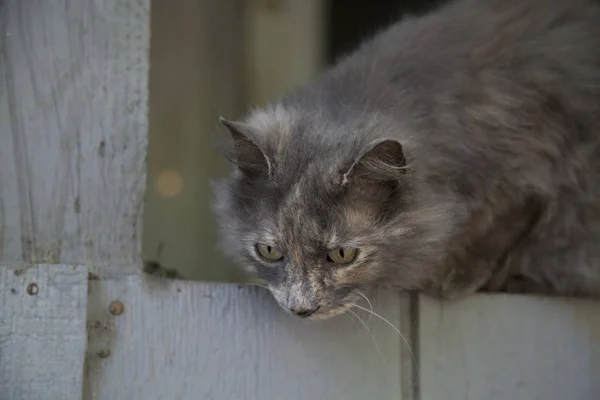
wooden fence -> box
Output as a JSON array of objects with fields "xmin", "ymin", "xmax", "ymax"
[{"xmin": 1, "ymin": 1, "xmax": 599, "ymax": 399}]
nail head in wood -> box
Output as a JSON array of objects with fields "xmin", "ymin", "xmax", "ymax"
[
  {"xmin": 97, "ymin": 349, "xmax": 111, "ymax": 359},
  {"xmin": 26, "ymin": 283, "xmax": 38, "ymax": 296},
  {"xmin": 109, "ymin": 300, "xmax": 124, "ymax": 316}
]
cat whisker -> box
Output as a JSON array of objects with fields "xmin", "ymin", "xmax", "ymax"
[
  {"xmin": 352, "ymin": 304, "xmax": 421, "ymax": 378},
  {"xmin": 345, "ymin": 310, "xmax": 387, "ymax": 365},
  {"xmin": 356, "ymin": 291, "xmax": 374, "ymax": 323},
  {"xmin": 248, "ymin": 282, "xmax": 269, "ymax": 290}
]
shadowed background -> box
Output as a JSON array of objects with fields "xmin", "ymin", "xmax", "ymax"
[{"xmin": 142, "ymin": 0, "xmax": 444, "ymax": 282}]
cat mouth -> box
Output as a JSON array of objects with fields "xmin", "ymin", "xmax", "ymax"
[{"xmin": 264, "ymin": 284, "xmax": 361, "ymax": 320}]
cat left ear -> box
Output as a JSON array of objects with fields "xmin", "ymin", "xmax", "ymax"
[
  {"xmin": 220, "ymin": 117, "xmax": 271, "ymax": 177},
  {"xmin": 342, "ymin": 139, "xmax": 406, "ymax": 185}
]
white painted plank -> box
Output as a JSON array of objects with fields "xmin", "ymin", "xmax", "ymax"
[
  {"xmin": 84, "ymin": 276, "xmax": 412, "ymax": 400},
  {"xmin": 0, "ymin": 264, "xmax": 88, "ymax": 400},
  {"xmin": 419, "ymin": 294, "xmax": 600, "ymax": 400},
  {"xmin": 0, "ymin": 0, "xmax": 149, "ymax": 268}
]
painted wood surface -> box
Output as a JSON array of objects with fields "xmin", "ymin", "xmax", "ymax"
[
  {"xmin": 3, "ymin": 1, "xmax": 600, "ymax": 400},
  {"xmin": 0, "ymin": 264, "xmax": 88, "ymax": 400},
  {"xmin": 84, "ymin": 277, "xmax": 412, "ymax": 400},
  {"xmin": 419, "ymin": 294, "xmax": 600, "ymax": 400},
  {"xmin": 0, "ymin": 0, "xmax": 149, "ymax": 271}
]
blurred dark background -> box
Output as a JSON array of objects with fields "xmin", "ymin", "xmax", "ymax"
[
  {"xmin": 326, "ymin": 0, "xmax": 447, "ymax": 63},
  {"xmin": 144, "ymin": 0, "xmax": 451, "ymax": 283}
]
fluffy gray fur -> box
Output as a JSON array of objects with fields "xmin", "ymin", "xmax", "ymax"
[{"xmin": 212, "ymin": 0, "xmax": 600, "ymax": 320}]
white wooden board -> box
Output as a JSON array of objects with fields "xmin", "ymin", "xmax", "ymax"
[
  {"xmin": 0, "ymin": 265, "xmax": 88, "ymax": 400},
  {"xmin": 0, "ymin": 0, "xmax": 149, "ymax": 269},
  {"xmin": 84, "ymin": 276, "xmax": 413, "ymax": 400},
  {"xmin": 419, "ymin": 294, "xmax": 600, "ymax": 400}
]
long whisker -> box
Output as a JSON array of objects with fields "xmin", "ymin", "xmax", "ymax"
[
  {"xmin": 356, "ymin": 291, "xmax": 374, "ymax": 323},
  {"xmin": 249, "ymin": 283, "xmax": 269, "ymax": 289},
  {"xmin": 353, "ymin": 304, "xmax": 421, "ymax": 378},
  {"xmin": 346, "ymin": 310, "xmax": 387, "ymax": 365}
]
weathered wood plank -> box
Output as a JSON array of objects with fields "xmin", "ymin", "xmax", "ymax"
[
  {"xmin": 419, "ymin": 294, "xmax": 600, "ymax": 400},
  {"xmin": 0, "ymin": 264, "xmax": 88, "ymax": 400},
  {"xmin": 84, "ymin": 277, "xmax": 411, "ymax": 400},
  {"xmin": 0, "ymin": 0, "xmax": 149, "ymax": 269}
]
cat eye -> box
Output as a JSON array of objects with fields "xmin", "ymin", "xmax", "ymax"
[
  {"xmin": 327, "ymin": 247, "xmax": 358, "ymax": 264},
  {"xmin": 256, "ymin": 243, "xmax": 284, "ymax": 261}
]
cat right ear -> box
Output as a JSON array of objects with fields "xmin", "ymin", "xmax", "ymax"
[
  {"xmin": 342, "ymin": 138, "xmax": 407, "ymax": 185},
  {"xmin": 220, "ymin": 117, "xmax": 271, "ymax": 177}
]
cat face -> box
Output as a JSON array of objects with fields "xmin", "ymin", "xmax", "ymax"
[{"xmin": 212, "ymin": 109, "xmax": 409, "ymax": 320}]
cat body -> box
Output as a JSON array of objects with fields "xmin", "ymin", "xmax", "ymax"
[{"xmin": 213, "ymin": 0, "xmax": 600, "ymax": 319}]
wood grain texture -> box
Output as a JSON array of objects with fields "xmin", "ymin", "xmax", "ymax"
[
  {"xmin": 84, "ymin": 276, "xmax": 413, "ymax": 400},
  {"xmin": 0, "ymin": 264, "xmax": 88, "ymax": 400},
  {"xmin": 0, "ymin": 0, "xmax": 149, "ymax": 270},
  {"xmin": 419, "ymin": 294, "xmax": 600, "ymax": 400}
]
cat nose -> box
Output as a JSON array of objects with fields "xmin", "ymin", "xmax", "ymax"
[{"xmin": 290, "ymin": 306, "xmax": 320, "ymax": 318}]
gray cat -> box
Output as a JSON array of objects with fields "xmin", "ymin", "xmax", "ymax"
[{"xmin": 212, "ymin": 0, "xmax": 600, "ymax": 320}]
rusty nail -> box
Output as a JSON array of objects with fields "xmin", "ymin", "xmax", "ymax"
[
  {"xmin": 109, "ymin": 301, "xmax": 124, "ymax": 316},
  {"xmin": 97, "ymin": 349, "xmax": 111, "ymax": 358},
  {"xmin": 26, "ymin": 283, "xmax": 38, "ymax": 296}
]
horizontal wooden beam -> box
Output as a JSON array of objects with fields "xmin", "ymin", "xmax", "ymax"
[
  {"xmin": 84, "ymin": 276, "xmax": 410, "ymax": 399},
  {"xmin": 419, "ymin": 294, "xmax": 600, "ymax": 399}
]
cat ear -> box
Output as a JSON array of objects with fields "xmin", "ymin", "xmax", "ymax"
[
  {"xmin": 220, "ymin": 117, "xmax": 271, "ymax": 177},
  {"xmin": 342, "ymin": 139, "xmax": 406, "ymax": 185}
]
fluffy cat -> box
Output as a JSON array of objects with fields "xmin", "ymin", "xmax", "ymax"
[{"xmin": 212, "ymin": 0, "xmax": 600, "ymax": 320}]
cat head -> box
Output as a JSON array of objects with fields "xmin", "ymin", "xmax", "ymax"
[{"xmin": 212, "ymin": 106, "xmax": 434, "ymax": 320}]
